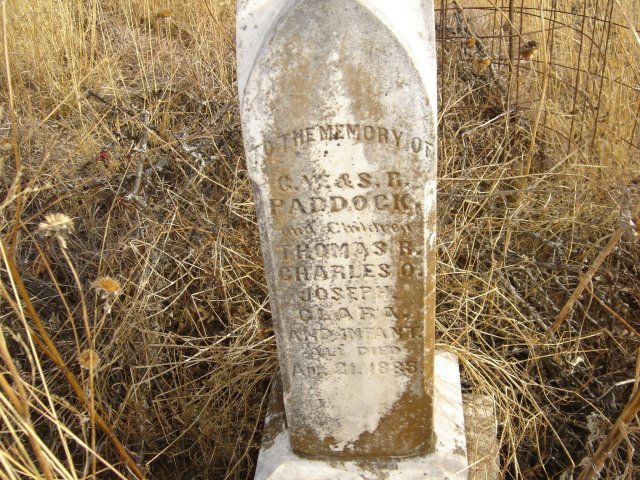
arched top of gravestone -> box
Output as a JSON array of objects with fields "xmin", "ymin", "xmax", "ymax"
[{"xmin": 237, "ymin": 0, "xmax": 437, "ymax": 113}]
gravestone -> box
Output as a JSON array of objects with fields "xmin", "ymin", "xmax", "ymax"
[{"xmin": 237, "ymin": 0, "xmax": 470, "ymax": 478}]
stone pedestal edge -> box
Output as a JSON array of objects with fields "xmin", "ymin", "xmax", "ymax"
[
  {"xmin": 462, "ymin": 394, "xmax": 500, "ymax": 480},
  {"xmin": 254, "ymin": 350, "xmax": 485, "ymax": 480}
]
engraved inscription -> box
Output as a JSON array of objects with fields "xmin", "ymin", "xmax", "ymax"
[
  {"xmin": 269, "ymin": 170, "xmax": 421, "ymax": 217},
  {"xmin": 287, "ymin": 325, "xmax": 423, "ymax": 342},
  {"xmin": 266, "ymin": 146, "xmax": 427, "ymax": 382},
  {"xmin": 251, "ymin": 123, "xmax": 434, "ymax": 159},
  {"xmin": 335, "ymin": 361, "xmax": 418, "ymax": 376}
]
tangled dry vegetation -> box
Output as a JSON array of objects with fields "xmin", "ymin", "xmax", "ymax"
[{"xmin": 0, "ymin": 0, "xmax": 638, "ymax": 479}]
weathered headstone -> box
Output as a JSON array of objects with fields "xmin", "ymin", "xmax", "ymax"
[{"xmin": 237, "ymin": 0, "xmax": 470, "ymax": 478}]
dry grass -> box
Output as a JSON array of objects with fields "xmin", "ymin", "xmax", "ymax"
[{"xmin": 0, "ymin": 0, "xmax": 639, "ymax": 479}]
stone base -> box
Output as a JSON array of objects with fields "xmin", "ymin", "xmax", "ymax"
[
  {"xmin": 255, "ymin": 351, "xmax": 470, "ymax": 480},
  {"xmin": 463, "ymin": 395, "xmax": 500, "ymax": 480}
]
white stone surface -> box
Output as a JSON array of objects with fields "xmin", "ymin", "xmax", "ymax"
[
  {"xmin": 238, "ymin": 0, "xmax": 438, "ymax": 458},
  {"xmin": 236, "ymin": 1, "xmax": 437, "ymax": 112},
  {"xmin": 255, "ymin": 351, "xmax": 469, "ymax": 480}
]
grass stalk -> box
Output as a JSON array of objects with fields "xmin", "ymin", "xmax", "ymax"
[{"xmin": 1, "ymin": 0, "xmax": 22, "ymax": 253}]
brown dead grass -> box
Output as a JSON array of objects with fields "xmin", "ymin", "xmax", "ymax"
[{"xmin": 0, "ymin": 0, "xmax": 639, "ymax": 479}]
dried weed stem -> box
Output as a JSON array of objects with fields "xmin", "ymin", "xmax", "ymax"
[{"xmin": 0, "ymin": 238, "xmax": 145, "ymax": 479}]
